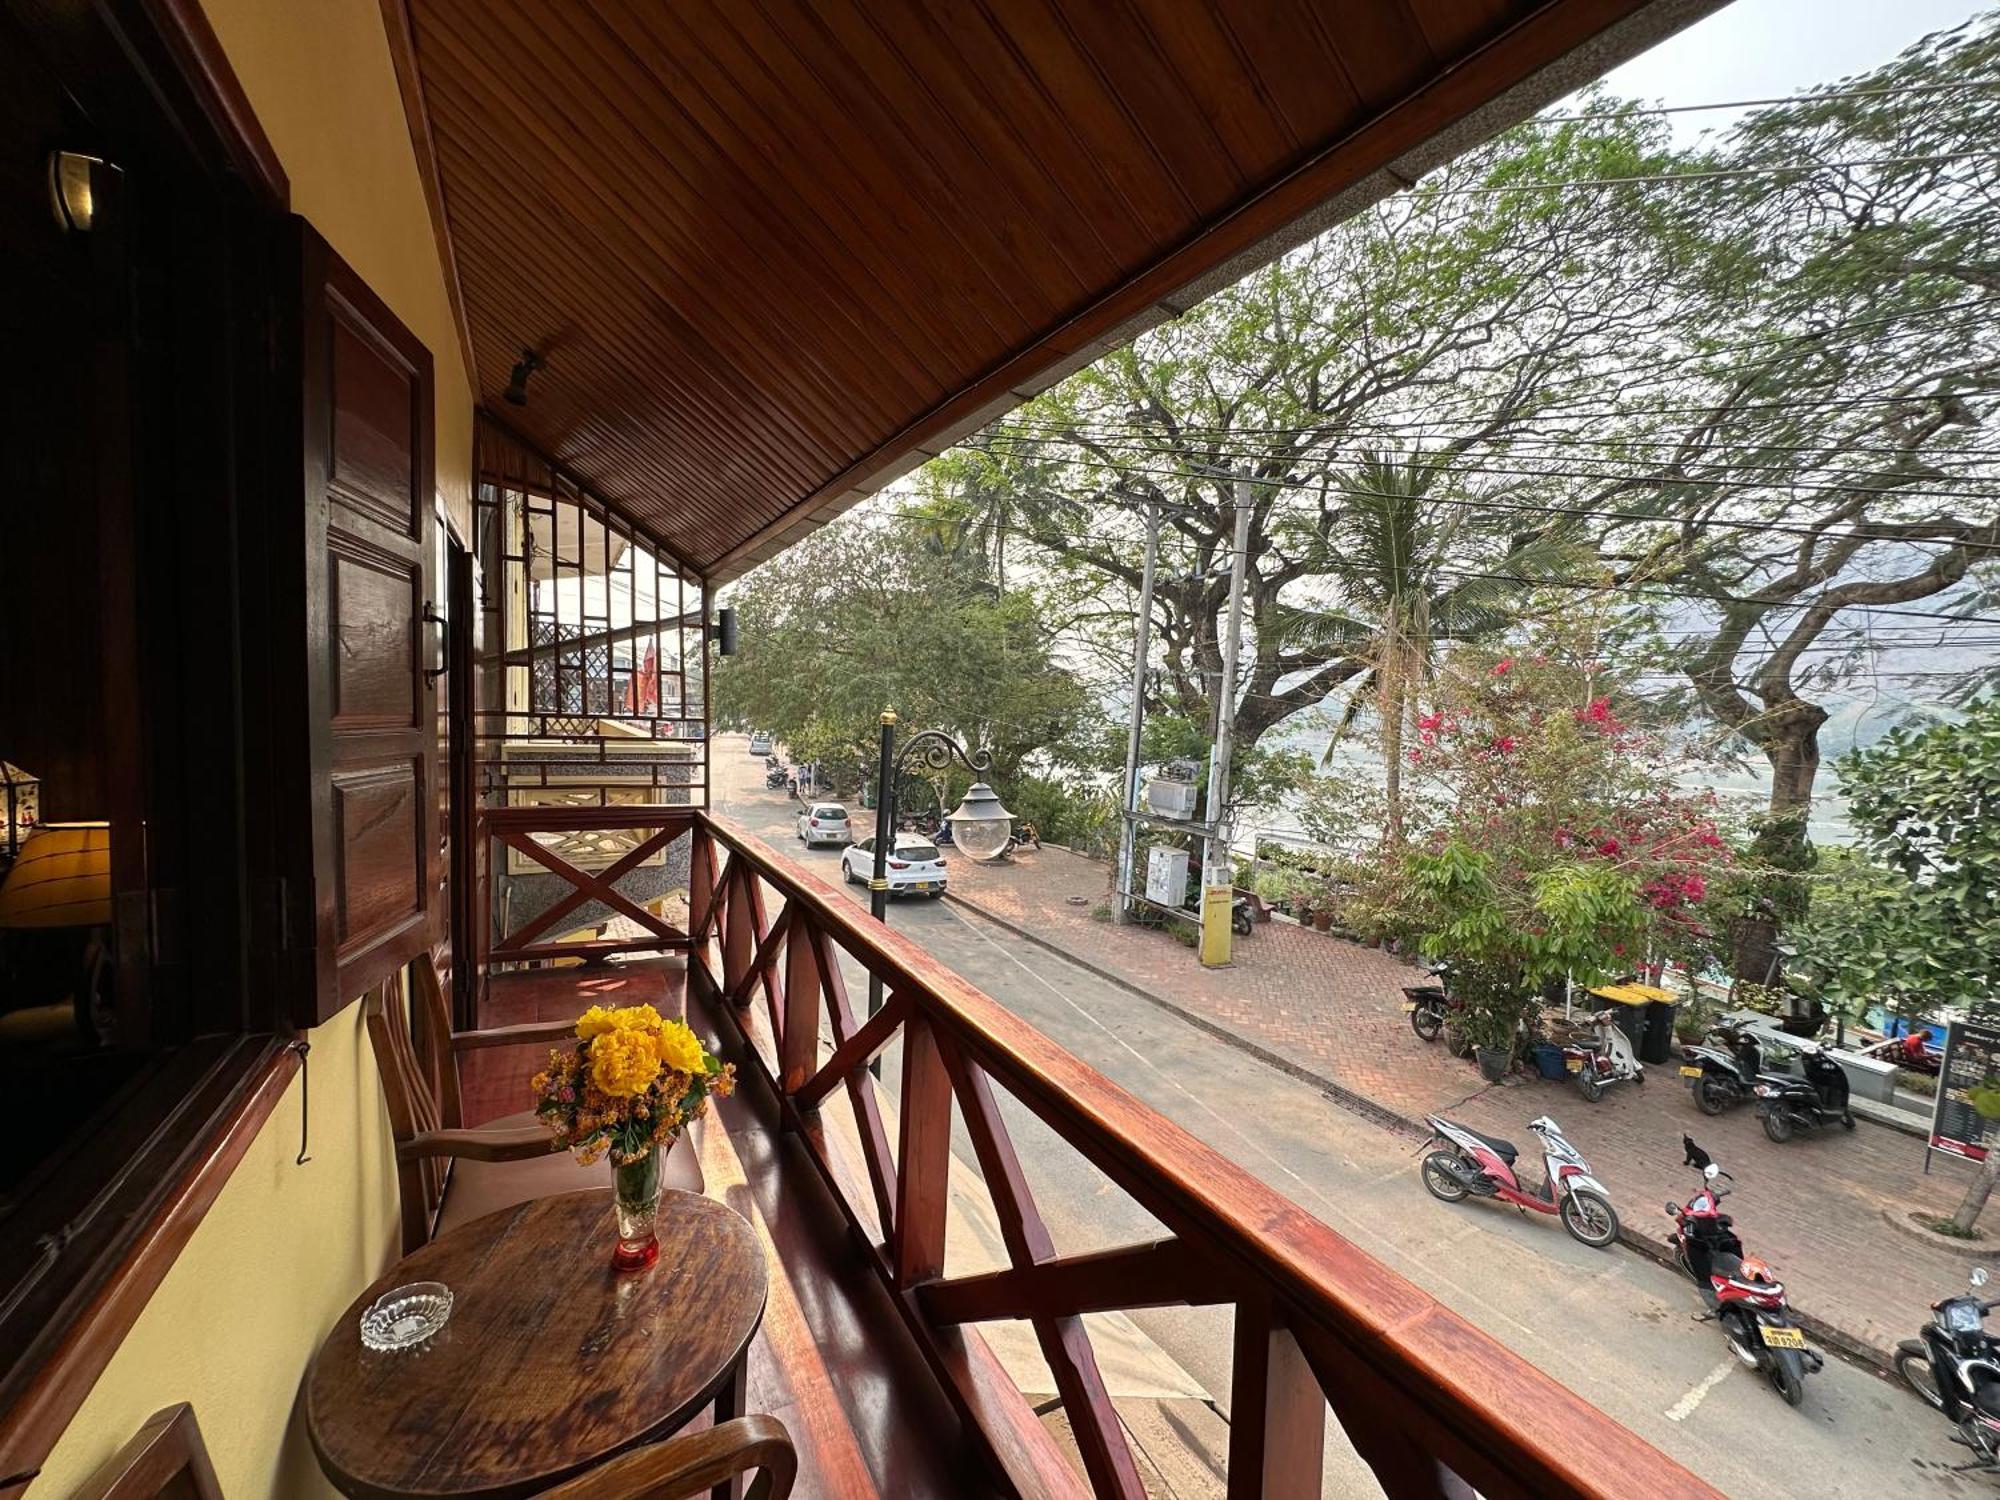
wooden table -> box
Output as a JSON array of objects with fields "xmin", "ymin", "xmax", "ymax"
[{"xmin": 307, "ymin": 1189, "xmax": 766, "ymax": 1499}]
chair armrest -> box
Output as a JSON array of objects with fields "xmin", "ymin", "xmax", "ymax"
[
  {"xmin": 452, "ymin": 1019, "xmax": 578, "ymax": 1052},
  {"xmin": 534, "ymin": 1415, "xmax": 795, "ymax": 1499},
  {"xmin": 396, "ymin": 1125, "xmax": 555, "ymax": 1163}
]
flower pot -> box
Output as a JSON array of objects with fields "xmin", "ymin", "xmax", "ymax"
[
  {"xmin": 1442, "ymin": 1023, "xmax": 1474, "ymax": 1060},
  {"xmin": 611, "ymin": 1142, "xmax": 671, "ymax": 1271},
  {"xmin": 1474, "ymin": 1046, "xmax": 1511, "ymax": 1083},
  {"xmin": 1311, "ymin": 910, "xmax": 1333, "ymax": 933}
]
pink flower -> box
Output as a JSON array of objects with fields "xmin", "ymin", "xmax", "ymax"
[
  {"xmin": 1492, "ymin": 735, "xmax": 1517, "ymax": 754},
  {"xmin": 1684, "ymin": 874, "xmax": 1706, "ymax": 901},
  {"xmin": 1490, "ymin": 658, "xmax": 1513, "ymax": 677}
]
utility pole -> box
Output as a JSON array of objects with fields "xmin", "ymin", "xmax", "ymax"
[
  {"xmin": 1199, "ymin": 478, "xmax": 1253, "ymax": 968},
  {"xmin": 1115, "ymin": 502, "xmax": 1161, "ymax": 923}
]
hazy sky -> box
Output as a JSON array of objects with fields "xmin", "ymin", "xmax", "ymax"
[{"xmin": 1592, "ymin": 0, "xmax": 1982, "ymax": 135}]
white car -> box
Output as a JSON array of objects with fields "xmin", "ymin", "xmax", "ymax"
[
  {"xmin": 841, "ymin": 834, "xmax": 947, "ymax": 896},
  {"xmin": 796, "ymin": 802, "xmax": 852, "ymax": 848},
  {"xmin": 747, "ymin": 730, "xmax": 773, "ymax": 755}
]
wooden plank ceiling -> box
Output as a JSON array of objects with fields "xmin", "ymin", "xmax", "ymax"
[{"xmin": 393, "ymin": 0, "xmax": 1678, "ymax": 579}]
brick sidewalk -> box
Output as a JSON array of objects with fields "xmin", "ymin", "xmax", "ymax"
[{"xmin": 945, "ymin": 841, "xmax": 1982, "ymax": 1362}]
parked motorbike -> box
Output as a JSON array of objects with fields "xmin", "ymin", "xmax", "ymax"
[
  {"xmin": 763, "ymin": 761, "xmax": 790, "ymax": 789},
  {"xmin": 1565, "ymin": 1008, "xmax": 1643, "ymax": 1103},
  {"xmin": 1753, "ymin": 1038, "xmax": 1854, "ymax": 1143},
  {"xmin": 1419, "ymin": 1113, "xmax": 1620, "ymax": 1248},
  {"xmin": 1897, "ymin": 1266, "xmax": 2000, "ymax": 1473},
  {"xmin": 1402, "ymin": 961, "xmax": 1463, "ymax": 1046},
  {"xmin": 1667, "ymin": 1137, "xmax": 1822, "ymax": 1405},
  {"xmin": 1679, "ymin": 1023, "xmax": 1765, "ymax": 1116},
  {"xmin": 1231, "ymin": 893, "xmax": 1255, "ymax": 937}
]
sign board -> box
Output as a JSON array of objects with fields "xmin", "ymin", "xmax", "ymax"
[{"xmin": 1930, "ymin": 1013, "xmax": 2000, "ymax": 1165}]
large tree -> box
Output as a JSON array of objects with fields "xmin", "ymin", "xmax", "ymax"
[
  {"xmin": 712, "ymin": 521, "xmax": 1098, "ymax": 790},
  {"xmin": 1577, "ymin": 19, "xmax": 2000, "ymax": 973},
  {"xmin": 921, "ymin": 114, "xmax": 1691, "ymax": 776}
]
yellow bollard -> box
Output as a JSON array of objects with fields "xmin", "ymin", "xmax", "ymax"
[{"xmin": 1199, "ymin": 883, "xmax": 1234, "ymax": 968}]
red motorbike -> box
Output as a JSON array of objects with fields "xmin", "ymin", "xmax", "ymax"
[
  {"xmin": 1667, "ymin": 1136, "xmax": 1822, "ymax": 1405},
  {"xmin": 1419, "ymin": 1114, "xmax": 1620, "ymax": 1247}
]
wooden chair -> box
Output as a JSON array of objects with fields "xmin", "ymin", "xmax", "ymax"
[
  {"xmin": 367, "ymin": 954, "xmax": 701, "ymax": 1253},
  {"xmin": 71, "ymin": 1404, "xmax": 223, "ymax": 1500},
  {"xmin": 535, "ymin": 1415, "xmax": 795, "ymax": 1499}
]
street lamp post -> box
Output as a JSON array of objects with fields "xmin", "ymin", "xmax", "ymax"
[{"xmin": 867, "ymin": 711, "xmax": 1014, "ymax": 1023}]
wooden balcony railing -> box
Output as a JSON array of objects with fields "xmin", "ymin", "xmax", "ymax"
[
  {"xmin": 479, "ymin": 805, "xmax": 695, "ymax": 968},
  {"xmin": 685, "ymin": 812, "xmax": 1722, "ymax": 1500}
]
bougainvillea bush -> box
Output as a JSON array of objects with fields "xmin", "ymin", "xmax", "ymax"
[{"xmin": 1366, "ymin": 634, "xmax": 1735, "ymax": 1034}]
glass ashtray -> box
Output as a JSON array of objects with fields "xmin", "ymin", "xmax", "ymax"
[{"xmin": 359, "ymin": 1282, "xmax": 453, "ymax": 1351}]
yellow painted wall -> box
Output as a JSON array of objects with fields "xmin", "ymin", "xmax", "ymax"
[
  {"xmin": 30, "ymin": 1002, "xmax": 397, "ymax": 1498},
  {"xmin": 201, "ymin": 0, "xmax": 478, "ymax": 538},
  {"xmin": 33, "ymin": 2, "xmax": 476, "ymax": 1493}
]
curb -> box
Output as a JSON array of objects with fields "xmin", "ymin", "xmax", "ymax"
[
  {"xmin": 1880, "ymin": 1205, "xmax": 1998, "ymax": 1259},
  {"xmin": 945, "ymin": 885, "xmax": 1899, "ymax": 1379},
  {"xmin": 1614, "ymin": 1223, "xmax": 1894, "ymax": 1377},
  {"xmin": 941, "ymin": 891, "xmax": 1428, "ymax": 1140}
]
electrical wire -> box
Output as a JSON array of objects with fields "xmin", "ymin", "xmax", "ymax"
[
  {"xmin": 950, "ymin": 443, "xmax": 2000, "ymax": 553},
  {"xmin": 1395, "ymin": 149, "xmax": 2000, "ymax": 198},
  {"xmin": 1524, "ymin": 80, "xmax": 2000, "ymax": 124},
  {"xmin": 852, "ymin": 505, "xmax": 2000, "ymax": 629}
]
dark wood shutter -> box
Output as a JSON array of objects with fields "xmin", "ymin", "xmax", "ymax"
[{"xmin": 288, "ymin": 222, "xmax": 439, "ymax": 1023}]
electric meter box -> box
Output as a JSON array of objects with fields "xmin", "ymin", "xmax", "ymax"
[
  {"xmin": 1144, "ymin": 777, "xmax": 1199, "ymax": 819},
  {"xmin": 1145, "ymin": 845, "xmax": 1191, "ymax": 908}
]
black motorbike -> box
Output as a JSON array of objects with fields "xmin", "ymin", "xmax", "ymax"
[
  {"xmin": 1231, "ymin": 893, "xmax": 1255, "ymax": 937},
  {"xmin": 1680, "ymin": 1024, "xmax": 1765, "ymax": 1117},
  {"xmin": 1753, "ymin": 1039, "xmax": 1854, "ymax": 1144},
  {"xmin": 763, "ymin": 761, "xmax": 789, "ymax": 789},
  {"xmin": 1402, "ymin": 961, "xmax": 1463, "ymax": 1047},
  {"xmin": 1896, "ymin": 1267, "xmax": 2000, "ymax": 1473}
]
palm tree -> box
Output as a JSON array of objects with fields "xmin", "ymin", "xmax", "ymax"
[{"xmin": 1275, "ymin": 450, "xmax": 1575, "ymax": 844}]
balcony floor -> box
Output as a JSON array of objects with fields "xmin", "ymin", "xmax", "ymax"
[{"xmin": 472, "ymin": 961, "xmax": 997, "ymax": 1500}]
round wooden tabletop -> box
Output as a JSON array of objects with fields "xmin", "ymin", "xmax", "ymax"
[{"xmin": 306, "ymin": 1189, "xmax": 766, "ymax": 1499}]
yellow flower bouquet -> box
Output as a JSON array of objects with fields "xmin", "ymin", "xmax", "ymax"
[{"xmin": 531, "ymin": 1003, "xmax": 734, "ymax": 1269}]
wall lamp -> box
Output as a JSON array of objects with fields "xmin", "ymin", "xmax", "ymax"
[{"xmin": 503, "ymin": 349, "xmax": 544, "ymax": 406}]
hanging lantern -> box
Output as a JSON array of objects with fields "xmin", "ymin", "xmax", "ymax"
[{"xmin": 1, "ymin": 763, "xmax": 40, "ymax": 865}]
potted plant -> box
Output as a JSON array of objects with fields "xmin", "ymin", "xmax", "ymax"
[{"xmin": 1450, "ymin": 960, "xmax": 1534, "ymax": 1082}]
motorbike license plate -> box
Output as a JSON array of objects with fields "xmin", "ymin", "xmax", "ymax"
[
  {"xmin": 1565, "ymin": 1057, "xmax": 1584, "ymax": 1072},
  {"xmin": 1679, "ymin": 1065, "xmax": 1703, "ymax": 1078},
  {"xmin": 1760, "ymin": 1324, "xmax": 1806, "ymax": 1350},
  {"xmin": 1400, "ymin": 1001, "xmax": 1418, "ymax": 1012}
]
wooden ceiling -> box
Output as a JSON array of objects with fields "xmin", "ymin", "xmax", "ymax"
[{"xmin": 388, "ymin": 0, "xmax": 1693, "ymax": 579}]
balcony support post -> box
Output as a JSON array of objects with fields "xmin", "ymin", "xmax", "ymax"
[
  {"xmin": 894, "ymin": 1015, "xmax": 952, "ymax": 1287},
  {"xmin": 688, "ymin": 826, "xmax": 716, "ymax": 1003},
  {"xmin": 1228, "ymin": 1297, "xmax": 1324, "ymax": 1500},
  {"xmin": 780, "ymin": 910, "xmax": 821, "ymax": 1096}
]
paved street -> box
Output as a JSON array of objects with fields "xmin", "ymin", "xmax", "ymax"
[{"xmin": 713, "ymin": 738, "xmax": 1961, "ymax": 1499}]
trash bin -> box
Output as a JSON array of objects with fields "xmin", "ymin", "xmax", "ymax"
[
  {"xmin": 1530, "ymin": 1042, "xmax": 1568, "ymax": 1081},
  {"xmin": 1641, "ymin": 1000, "xmax": 1679, "ymax": 1066}
]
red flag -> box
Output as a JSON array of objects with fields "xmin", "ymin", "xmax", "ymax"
[{"xmin": 637, "ymin": 639, "xmax": 658, "ymax": 715}]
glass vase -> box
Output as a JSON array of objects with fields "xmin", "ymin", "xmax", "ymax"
[{"xmin": 610, "ymin": 1143, "xmax": 666, "ymax": 1271}]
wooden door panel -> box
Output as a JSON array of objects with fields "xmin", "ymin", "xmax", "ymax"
[
  {"xmin": 331, "ymin": 760, "xmax": 425, "ymax": 951},
  {"xmin": 329, "ymin": 301, "xmax": 422, "ymax": 537},
  {"xmin": 329, "ymin": 536, "xmax": 421, "ymax": 725},
  {"xmin": 290, "ymin": 220, "xmax": 439, "ymax": 1023}
]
